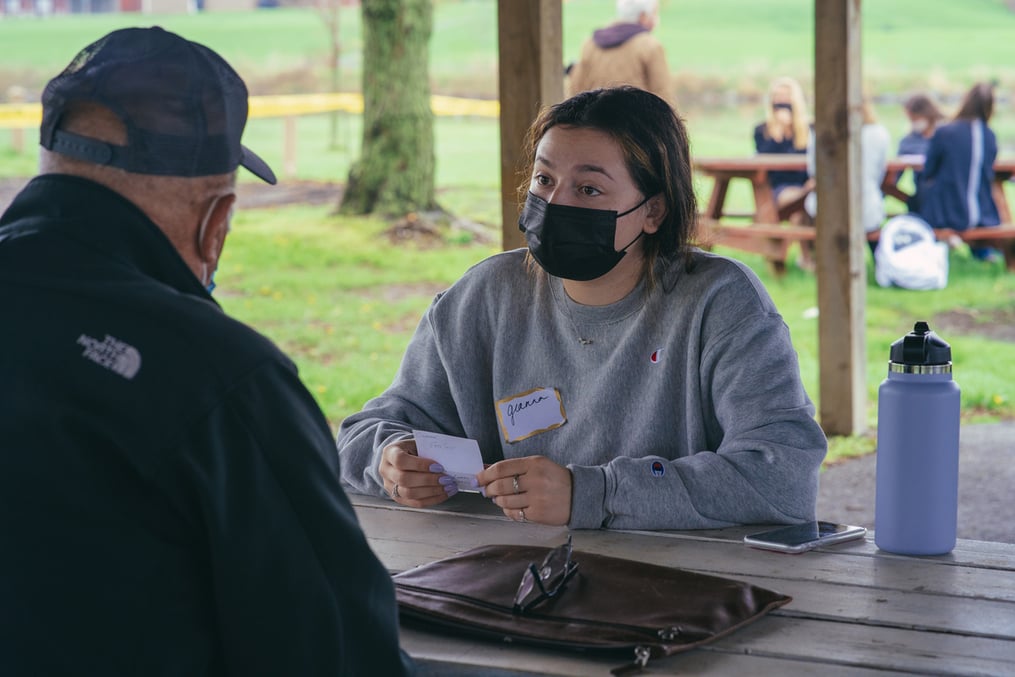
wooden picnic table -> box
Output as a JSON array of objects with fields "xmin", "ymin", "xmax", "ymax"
[
  {"xmin": 694, "ymin": 154, "xmax": 1015, "ymax": 273},
  {"xmin": 352, "ymin": 493, "xmax": 1015, "ymax": 675},
  {"xmin": 695, "ymin": 154, "xmax": 1015, "ymax": 224}
]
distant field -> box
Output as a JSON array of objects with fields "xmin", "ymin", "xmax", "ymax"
[
  {"xmin": 2, "ymin": 1, "xmax": 1014, "ymax": 438},
  {"xmin": 2, "ymin": 2, "xmax": 1014, "ymax": 223},
  {"xmin": 2, "ymin": 0, "xmax": 1015, "ymax": 98}
]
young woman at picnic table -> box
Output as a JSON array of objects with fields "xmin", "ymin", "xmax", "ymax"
[
  {"xmin": 894, "ymin": 92, "xmax": 946, "ymax": 189},
  {"xmin": 910, "ymin": 81, "xmax": 1002, "ymax": 262},
  {"xmin": 753, "ymin": 76, "xmax": 816, "ymax": 269},
  {"xmin": 898, "ymin": 93, "xmax": 946, "ymax": 158},
  {"xmin": 805, "ymin": 97, "xmax": 891, "ymax": 254},
  {"xmin": 753, "ymin": 76, "xmax": 812, "ymax": 214},
  {"xmin": 337, "ymin": 86, "xmax": 827, "ymax": 531}
]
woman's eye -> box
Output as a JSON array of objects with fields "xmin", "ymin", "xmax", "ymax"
[
  {"xmin": 533, "ymin": 174, "xmax": 551, "ymax": 186},
  {"xmin": 579, "ymin": 185, "xmax": 601, "ymax": 197}
]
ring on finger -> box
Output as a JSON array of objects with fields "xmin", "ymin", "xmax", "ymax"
[
  {"xmin": 512, "ymin": 474, "xmax": 520, "ymax": 494},
  {"xmin": 391, "ymin": 483, "xmax": 400, "ymax": 499},
  {"xmin": 518, "ymin": 509, "xmax": 526, "ymax": 522}
]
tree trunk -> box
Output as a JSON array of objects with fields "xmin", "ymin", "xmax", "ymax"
[{"xmin": 339, "ymin": 0, "xmax": 436, "ymax": 217}]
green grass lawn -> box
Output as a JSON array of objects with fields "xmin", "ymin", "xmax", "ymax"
[
  {"xmin": 4, "ymin": 1, "xmax": 1014, "ymax": 98},
  {"xmin": 3, "ymin": 2, "xmax": 1015, "ymax": 464},
  {"xmin": 217, "ymin": 200, "xmax": 1015, "ymax": 469}
]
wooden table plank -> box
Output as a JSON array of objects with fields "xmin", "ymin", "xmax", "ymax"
[
  {"xmin": 355, "ymin": 496, "xmax": 1015, "ymax": 604},
  {"xmin": 403, "ymin": 616, "xmax": 1015, "ymax": 676},
  {"xmin": 708, "ymin": 616, "xmax": 1015, "ymax": 676},
  {"xmin": 403, "ymin": 626, "xmax": 890, "ymax": 676},
  {"xmin": 350, "ymin": 495, "xmax": 1015, "ymax": 674}
]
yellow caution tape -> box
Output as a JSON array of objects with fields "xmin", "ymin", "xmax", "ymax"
[
  {"xmin": 0, "ymin": 103, "xmax": 41, "ymax": 129},
  {"xmin": 0, "ymin": 93, "xmax": 499, "ymax": 129}
]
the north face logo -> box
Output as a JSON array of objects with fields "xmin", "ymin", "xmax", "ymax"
[{"xmin": 77, "ymin": 334, "xmax": 142, "ymax": 380}]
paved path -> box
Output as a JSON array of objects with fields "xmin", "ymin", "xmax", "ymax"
[{"xmin": 817, "ymin": 421, "xmax": 1015, "ymax": 543}]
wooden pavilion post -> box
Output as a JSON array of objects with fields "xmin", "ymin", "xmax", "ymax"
[
  {"xmin": 496, "ymin": 0, "xmax": 563, "ymax": 251},
  {"xmin": 814, "ymin": 0, "xmax": 867, "ymax": 435}
]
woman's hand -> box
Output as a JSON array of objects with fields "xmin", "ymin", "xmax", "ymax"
[
  {"xmin": 476, "ymin": 456, "xmax": 572, "ymax": 526},
  {"xmin": 378, "ymin": 439, "xmax": 459, "ymax": 508}
]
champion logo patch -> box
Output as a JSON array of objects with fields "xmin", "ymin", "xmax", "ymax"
[
  {"xmin": 651, "ymin": 461, "xmax": 665, "ymax": 477},
  {"xmin": 650, "ymin": 348, "xmax": 663, "ymax": 363},
  {"xmin": 77, "ymin": 334, "xmax": 142, "ymax": 380}
]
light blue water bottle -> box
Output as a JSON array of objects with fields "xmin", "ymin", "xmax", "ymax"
[{"xmin": 875, "ymin": 321, "xmax": 961, "ymax": 555}]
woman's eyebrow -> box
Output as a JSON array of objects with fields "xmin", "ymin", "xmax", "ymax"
[
  {"xmin": 534, "ymin": 154, "xmax": 614, "ymax": 181},
  {"xmin": 576, "ymin": 163, "xmax": 614, "ymax": 180}
]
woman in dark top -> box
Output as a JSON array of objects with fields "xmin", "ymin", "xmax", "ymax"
[
  {"xmin": 753, "ymin": 76, "xmax": 811, "ymax": 205},
  {"xmin": 896, "ymin": 93, "xmax": 946, "ymax": 188},
  {"xmin": 912, "ymin": 82, "xmax": 1000, "ymax": 261},
  {"xmin": 754, "ymin": 76, "xmax": 813, "ymax": 268},
  {"xmin": 897, "ymin": 93, "xmax": 945, "ymax": 158}
]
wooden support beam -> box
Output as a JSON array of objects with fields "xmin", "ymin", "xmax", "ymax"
[
  {"xmin": 814, "ymin": 0, "xmax": 867, "ymax": 436},
  {"xmin": 496, "ymin": 0, "xmax": 563, "ymax": 251}
]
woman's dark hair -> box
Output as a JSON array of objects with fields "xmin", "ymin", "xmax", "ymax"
[
  {"xmin": 954, "ymin": 82, "xmax": 994, "ymax": 123},
  {"xmin": 518, "ymin": 86, "xmax": 698, "ymax": 274},
  {"xmin": 903, "ymin": 93, "xmax": 945, "ymax": 123}
]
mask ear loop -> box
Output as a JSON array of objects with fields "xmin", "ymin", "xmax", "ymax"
[
  {"xmin": 616, "ymin": 194, "xmax": 652, "ymax": 219},
  {"xmin": 615, "ymin": 194, "xmax": 655, "ymax": 252},
  {"xmin": 197, "ymin": 197, "xmax": 222, "ymax": 290}
]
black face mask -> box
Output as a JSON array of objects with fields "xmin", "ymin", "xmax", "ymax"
[{"xmin": 518, "ymin": 192, "xmax": 649, "ymax": 281}]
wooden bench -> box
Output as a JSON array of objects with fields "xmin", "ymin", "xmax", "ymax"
[{"xmin": 698, "ymin": 218, "xmax": 1015, "ymax": 274}]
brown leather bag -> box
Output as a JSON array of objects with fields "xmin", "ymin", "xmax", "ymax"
[{"xmin": 394, "ymin": 539, "xmax": 791, "ymax": 674}]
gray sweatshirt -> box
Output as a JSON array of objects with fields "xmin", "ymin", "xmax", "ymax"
[{"xmin": 338, "ymin": 249, "xmax": 826, "ymax": 530}]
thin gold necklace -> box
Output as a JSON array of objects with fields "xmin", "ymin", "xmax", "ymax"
[{"xmin": 559, "ymin": 285, "xmax": 594, "ymax": 346}]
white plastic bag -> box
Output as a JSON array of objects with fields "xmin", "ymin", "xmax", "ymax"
[{"xmin": 875, "ymin": 215, "xmax": 949, "ymax": 290}]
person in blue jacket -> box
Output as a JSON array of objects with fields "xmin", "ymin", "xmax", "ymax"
[
  {"xmin": 897, "ymin": 93, "xmax": 945, "ymax": 158},
  {"xmin": 912, "ymin": 82, "xmax": 1000, "ymax": 260},
  {"xmin": 0, "ymin": 27, "xmax": 413, "ymax": 676},
  {"xmin": 895, "ymin": 93, "xmax": 946, "ymax": 187}
]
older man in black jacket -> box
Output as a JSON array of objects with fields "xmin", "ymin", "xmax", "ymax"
[{"xmin": 0, "ymin": 27, "xmax": 412, "ymax": 676}]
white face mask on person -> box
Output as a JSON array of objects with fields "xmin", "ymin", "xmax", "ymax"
[{"xmin": 911, "ymin": 118, "xmax": 930, "ymax": 134}]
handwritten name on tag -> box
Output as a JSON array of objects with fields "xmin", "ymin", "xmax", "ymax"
[
  {"xmin": 413, "ymin": 429, "xmax": 484, "ymax": 492},
  {"xmin": 495, "ymin": 387, "xmax": 567, "ymax": 443}
]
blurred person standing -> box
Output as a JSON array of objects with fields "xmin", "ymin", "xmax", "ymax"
[
  {"xmin": 0, "ymin": 27, "xmax": 412, "ymax": 676},
  {"xmin": 567, "ymin": 0, "xmax": 675, "ymax": 107}
]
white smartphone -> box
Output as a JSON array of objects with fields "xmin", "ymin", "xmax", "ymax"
[{"xmin": 744, "ymin": 521, "xmax": 867, "ymax": 554}]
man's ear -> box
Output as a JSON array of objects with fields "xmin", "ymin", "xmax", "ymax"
[
  {"xmin": 643, "ymin": 194, "xmax": 666, "ymax": 234},
  {"xmin": 196, "ymin": 193, "xmax": 237, "ymax": 266}
]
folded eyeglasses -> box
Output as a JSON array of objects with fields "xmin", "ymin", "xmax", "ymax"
[{"xmin": 512, "ymin": 534, "xmax": 579, "ymax": 614}]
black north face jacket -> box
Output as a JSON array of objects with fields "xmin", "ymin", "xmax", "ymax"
[{"xmin": 0, "ymin": 175, "xmax": 411, "ymax": 676}]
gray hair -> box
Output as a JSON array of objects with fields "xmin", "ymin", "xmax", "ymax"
[{"xmin": 616, "ymin": 0, "xmax": 658, "ymax": 22}]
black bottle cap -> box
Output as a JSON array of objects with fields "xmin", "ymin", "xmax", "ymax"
[{"xmin": 890, "ymin": 321, "xmax": 952, "ymax": 366}]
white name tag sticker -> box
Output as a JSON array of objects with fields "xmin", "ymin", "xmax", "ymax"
[
  {"xmin": 495, "ymin": 386, "xmax": 567, "ymax": 443},
  {"xmin": 412, "ymin": 429, "xmax": 484, "ymax": 492}
]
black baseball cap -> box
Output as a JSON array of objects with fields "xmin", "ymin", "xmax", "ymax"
[{"xmin": 40, "ymin": 26, "xmax": 276, "ymax": 185}]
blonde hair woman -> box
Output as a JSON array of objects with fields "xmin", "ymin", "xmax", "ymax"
[
  {"xmin": 753, "ymin": 76, "xmax": 811, "ymax": 208},
  {"xmin": 761, "ymin": 76, "xmax": 810, "ymax": 149}
]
